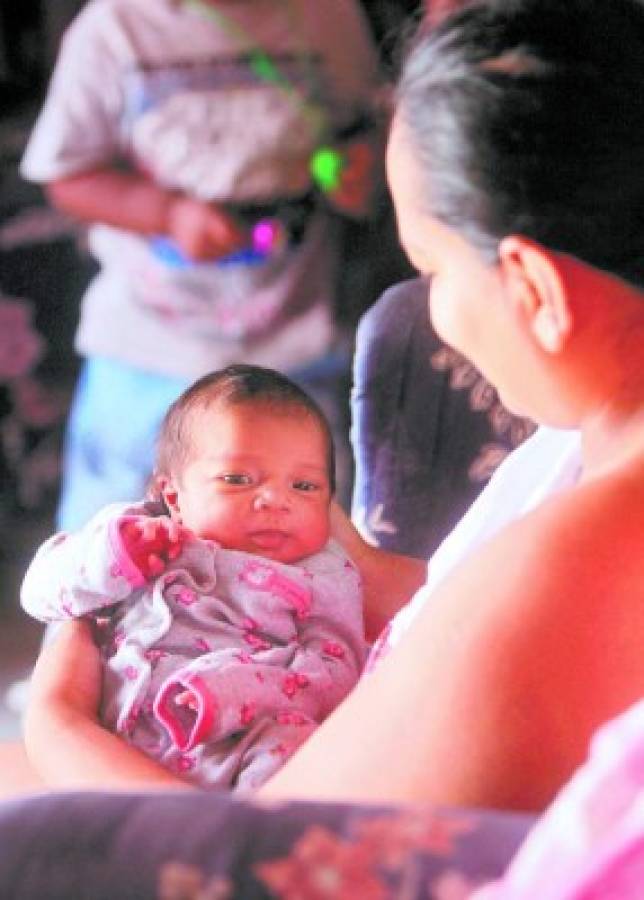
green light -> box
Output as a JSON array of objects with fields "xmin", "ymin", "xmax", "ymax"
[
  {"xmin": 310, "ymin": 145, "xmax": 344, "ymax": 193},
  {"xmin": 249, "ymin": 51, "xmax": 280, "ymax": 84}
]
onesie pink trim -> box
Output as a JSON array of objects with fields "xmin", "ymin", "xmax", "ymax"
[
  {"xmin": 239, "ymin": 561, "xmax": 312, "ymax": 618},
  {"xmin": 107, "ymin": 518, "xmax": 147, "ymax": 588},
  {"xmin": 154, "ymin": 674, "xmax": 217, "ymax": 752}
]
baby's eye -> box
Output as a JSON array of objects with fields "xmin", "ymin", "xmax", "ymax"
[
  {"xmin": 220, "ymin": 473, "xmax": 253, "ymax": 486},
  {"xmin": 292, "ymin": 480, "xmax": 319, "ymax": 493}
]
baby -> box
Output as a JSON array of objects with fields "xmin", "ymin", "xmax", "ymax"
[{"xmin": 21, "ymin": 364, "xmax": 365, "ymax": 791}]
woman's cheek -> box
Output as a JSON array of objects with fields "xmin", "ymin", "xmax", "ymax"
[{"xmin": 428, "ymin": 280, "xmax": 460, "ymax": 349}]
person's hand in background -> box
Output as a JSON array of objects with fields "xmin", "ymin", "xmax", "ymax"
[{"xmin": 166, "ymin": 195, "xmax": 244, "ymax": 261}]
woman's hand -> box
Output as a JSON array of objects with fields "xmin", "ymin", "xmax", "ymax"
[{"xmin": 330, "ymin": 502, "xmax": 426, "ymax": 641}]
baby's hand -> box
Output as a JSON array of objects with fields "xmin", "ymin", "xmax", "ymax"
[
  {"xmin": 175, "ymin": 689, "xmax": 199, "ymax": 712},
  {"xmin": 120, "ymin": 517, "xmax": 191, "ymax": 580}
]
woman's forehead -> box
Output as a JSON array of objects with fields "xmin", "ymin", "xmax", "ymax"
[
  {"xmin": 386, "ymin": 114, "xmax": 427, "ymax": 205},
  {"xmin": 386, "ymin": 116, "xmax": 433, "ymax": 255}
]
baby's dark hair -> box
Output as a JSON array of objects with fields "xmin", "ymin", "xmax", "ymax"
[
  {"xmin": 397, "ymin": 0, "xmax": 644, "ymax": 286},
  {"xmin": 152, "ymin": 364, "xmax": 336, "ymax": 496}
]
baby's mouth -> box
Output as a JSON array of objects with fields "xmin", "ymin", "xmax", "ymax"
[{"xmin": 249, "ymin": 530, "xmax": 289, "ymax": 550}]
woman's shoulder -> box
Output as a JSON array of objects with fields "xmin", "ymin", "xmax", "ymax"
[
  {"xmin": 462, "ymin": 457, "xmax": 644, "ymax": 710},
  {"xmin": 421, "ymin": 455, "xmax": 644, "ymax": 702},
  {"xmin": 449, "ymin": 459, "xmax": 644, "ymax": 642},
  {"xmin": 512, "ymin": 458, "xmax": 644, "ymax": 585}
]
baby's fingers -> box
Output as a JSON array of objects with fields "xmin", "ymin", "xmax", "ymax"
[
  {"xmin": 175, "ymin": 690, "xmax": 198, "ymax": 711},
  {"xmin": 165, "ymin": 521, "xmax": 192, "ymax": 558},
  {"xmin": 121, "ymin": 520, "xmax": 145, "ymax": 545},
  {"xmin": 164, "ymin": 520, "xmax": 184, "ymax": 543},
  {"xmin": 140, "ymin": 518, "xmax": 163, "ymax": 543},
  {"xmin": 145, "ymin": 553, "xmax": 166, "ymax": 577}
]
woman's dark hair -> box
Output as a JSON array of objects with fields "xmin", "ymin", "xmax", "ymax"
[
  {"xmin": 152, "ymin": 364, "xmax": 336, "ymax": 495},
  {"xmin": 397, "ymin": 0, "xmax": 644, "ymax": 286}
]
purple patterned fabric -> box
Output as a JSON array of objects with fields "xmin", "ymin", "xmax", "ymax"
[
  {"xmin": 0, "ymin": 791, "xmax": 533, "ymax": 898},
  {"xmin": 351, "ymin": 279, "xmax": 535, "ymax": 559}
]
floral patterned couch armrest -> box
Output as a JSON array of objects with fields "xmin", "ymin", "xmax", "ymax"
[{"xmin": 0, "ymin": 791, "xmax": 533, "ymax": 899}]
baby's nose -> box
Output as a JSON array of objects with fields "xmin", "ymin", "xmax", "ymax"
[{"xmin": 253, "ymin": 484, "xmax": 290, "ymax": 511}]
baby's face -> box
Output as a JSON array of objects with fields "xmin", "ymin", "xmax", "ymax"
[{"xmin": 163, "ymin": 403, "xmax": 331, "ymax": 564}]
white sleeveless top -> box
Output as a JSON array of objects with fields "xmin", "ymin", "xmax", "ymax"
[{"xmin": 385, "ymin": 426, "xmax": 583, "ymax": 653}]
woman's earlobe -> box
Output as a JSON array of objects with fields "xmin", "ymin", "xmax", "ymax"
[
  {"xmin": 498, "ymin": 236, "xmax": 573, "ymax": 353},
  {"xmin": 532, "ymin": 302, "xmax": 569, "ymax": 352}
]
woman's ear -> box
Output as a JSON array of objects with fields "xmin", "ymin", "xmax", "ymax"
[{"xmin": 498, "ymin": 236, "xmax": 573, "ymax": 353}]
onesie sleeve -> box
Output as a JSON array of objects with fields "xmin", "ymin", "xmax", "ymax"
[
  {"xmin": 20, "ymin": 2, "xmax": 127, "ymax": 183},
  {"xmin": 20, "ymin": 502, "xmax": 151, "ymax": 623},
  {"xmin": 155, "ymin": 543, "xmax": 366, "ymax": 752}
]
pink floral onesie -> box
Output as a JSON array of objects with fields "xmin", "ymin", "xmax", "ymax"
[{"xmin": 21, "ymin": 501, "xmax": 365, "ymax": 791}]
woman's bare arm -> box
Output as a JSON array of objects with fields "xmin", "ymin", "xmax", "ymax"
[
  {"xmin": 0, "ymin": 743, "xmax": 47, "ymax": 799},
  {"xmin": 264, "ymin": 475, "xmax": 644, "ymax": 811},
  {"xmin": 330, "ymin": 502, "xmax": 426, "ymax": 641},
  {"xmin": 24, "ymin": 621, "xmax": 195, "ymax": 792}
]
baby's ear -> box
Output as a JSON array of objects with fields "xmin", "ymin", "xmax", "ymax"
[{"xmin": 149, "ymin": 472, "xmax": 181, "ymax": 521}]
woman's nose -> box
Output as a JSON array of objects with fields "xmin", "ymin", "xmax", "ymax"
[{"xmin": 253, "ymin": 484, "xmax": 290, "ymax": 511}]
